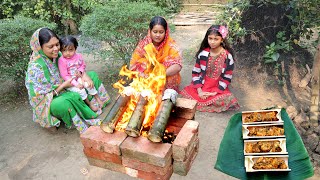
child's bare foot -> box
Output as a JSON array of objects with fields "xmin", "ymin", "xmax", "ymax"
[
  {"xmin": 89, "ymin": 103, "xmax": 99, "ymax": 112},
  {"xmin": 96, "ymin": 98, "xmax": 104, "ymax": 108}
]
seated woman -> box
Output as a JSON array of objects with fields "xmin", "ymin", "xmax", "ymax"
[
  {"xmin": 130, "ymin": 16, "xmax": 182, "ymax": 91},
  {"xmin": 180, "ymin": 25, "xmax": 240, "ymax": 112},
  {"xmin": 25, "ymin": 28, "xmax": 110, "ymax": 133}
]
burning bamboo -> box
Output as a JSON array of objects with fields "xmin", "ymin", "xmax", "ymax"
[
  {"xmin": 148, "ymin": 89, "xmax": 178, "ymax": 142},
  {"xmin": 100, "ymin": 95, "xmax": 130, "ymax": 133},
  {"xmin": 125, "ymin": 95, "xmax": 148, "ymax": 137}
]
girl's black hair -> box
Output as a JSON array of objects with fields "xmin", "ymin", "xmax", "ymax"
[
  {"xmin": 195, "ymin": 25, "xmax": 234, "ymax": 58},
  {"xmin": 149, "ymin": 16, "xmax": 167, "ymax": 32},
  {"xmin": 39, "ymin": 28, "xmax": 59, "ymax": 47},
  {"xmin": 59, "ymin": 35, "xmax": 78, "ymax": 50}
]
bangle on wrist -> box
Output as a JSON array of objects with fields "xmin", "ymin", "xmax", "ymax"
[{"xmin": 53, "ymin": 89, "xmax": 59, "ymax": 96}]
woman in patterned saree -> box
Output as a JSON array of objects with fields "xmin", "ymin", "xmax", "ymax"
[
  {"xmin": 25, "ymin": 28, "xmax": 110, "ymax": 133},
  {"xmin": 180, "ymin": 25, "xmax": 240, "ymax": 112},
  {"xmin": 130, "ymin": 16, "xmax": 182, "ymax": 91}
]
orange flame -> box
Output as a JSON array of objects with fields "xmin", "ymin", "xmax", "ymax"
[{"xmin": 114, "ymin": 44, "xmax": 166, "ymax": 132}]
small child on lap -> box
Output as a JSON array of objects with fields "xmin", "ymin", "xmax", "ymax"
[{"xmin": 58, "ymin": 35, "xmax": 103, "ymax": 111}]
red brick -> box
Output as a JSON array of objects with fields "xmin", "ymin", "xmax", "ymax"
[
  {"xmin": 172, "ymin": 98, "xmax": 197, "ymax": 119},
  {"xmin": 83, "ymin": 147, "xmax": 122, "ymax": 164},
  {"xmin": 120, "ymin": 136, "xmax": 172, "ymax": 167},
  {"xmin": 124, "ymin": 166, "xmax": 173, "ymax": 180},
  {"xmin": 80, "ymin": 126, "xmax": 127, "ymax": 155},
  {"xmin": 86, "ymin": 157, "xmax": 126, "ymax": 173},
  {"xmin": 122, "ymin": 157, "xmax": 171, "ymax": 175},
  {"xmin": 173, "ymin": 138, "xmax": 199, "ymax": 176},
  {"xmin": 173, "ymin": 120, "xmax": 199, "ymax": 161}
]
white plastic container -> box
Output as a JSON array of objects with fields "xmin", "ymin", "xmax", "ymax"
[
  {"xmin": 242, "ymin": 109, "xmax": 283, "ymax": 125},
  {"xmin": 245, "ymin": 155, "xmax": 291, "ymax": 172},
  {"xmin": 244, "ymin": 138, "xmax": 287, "ymax": 155},
  {"xmin": 242, "ymin": 123, "xmax": 285, "ymax": 139}
]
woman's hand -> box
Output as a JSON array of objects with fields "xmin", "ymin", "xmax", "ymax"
[
  {"xmin": 166, "ymin": 64, "xmax": 181, "ymax": 76},
  {"xmin": 61, "ymin": 78, "xmax": 73, "ymax": 89}
]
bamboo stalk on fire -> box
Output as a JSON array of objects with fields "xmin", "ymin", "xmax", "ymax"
[
  {"xmin": 148, "ymin": 89, "xmax": 178, "ymax": 143},
  {"xmin": 125, "ymin": 95, "xmax": 148, "ymax": 137},
  {"xmin": 100, "ymin": 95, "xmax": 130, "ymax": 133}
]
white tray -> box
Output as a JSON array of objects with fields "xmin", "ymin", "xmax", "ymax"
[
  {"xmin": 244, "ymin": 138, "xmax": 287, "ymax": 155},
  {"xmin": 242, "ymin": 123, "xmax": 285, "ymax": 139},
  {"xmin": 242, "ymin": 109, "xmax": 283, "ymax": 125},
  {"xmin": 245, "ymin": 155, "xmax": 291, "ymax": 172}
]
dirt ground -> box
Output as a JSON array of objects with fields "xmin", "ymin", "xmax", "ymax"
[{"xmin": 0, "ymin": 25, "xmax": 319, "ymax": 180}]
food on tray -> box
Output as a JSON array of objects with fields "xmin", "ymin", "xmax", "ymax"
[
  {"xmin": 244, "ymin": 111, "xmax": 278, "ymax": 123},
  {"xmin": 252, "ymin": 157, "xmax": 288, "ymax": 169},
  {"xmin": 245, "ymin": 140, "xmax": 282, "ymax": 153},
  {"xmin": 248, "ymin": 125, "xmax": 284, "ymax": 136}
]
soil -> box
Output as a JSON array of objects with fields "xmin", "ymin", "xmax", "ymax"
[{"xmin": 0, "ymin": 26, "xmax": 319, "ymax": 180}]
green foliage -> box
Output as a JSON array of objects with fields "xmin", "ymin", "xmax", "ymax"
[
  {"xmin": 126, "ymin": 0, "xmax": 182, "ymax": 13},
  {"xmin": 80, "ymin": 1, "xmax": 167, "ymax": 67},
  {"xmin": 217, "ymin": 1, "xmax": 249, "ymax": 42},
  {"xmin": 218, "ymin": 0, "xmax": 319, "ymax": 85},
  {"xmin": 0, "ymin": 16, "xmax": 56, "ymax": 87},
  {"xmin": 0, "ymin": 0, "xmax": 104, "ymax": 35}
]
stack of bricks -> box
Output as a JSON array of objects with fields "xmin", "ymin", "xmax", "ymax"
[{"xmin": 80, "ymin": 97, "xmax": 199, "ymax": 179}]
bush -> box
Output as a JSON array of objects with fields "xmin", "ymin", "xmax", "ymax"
[
  {"xmin": 0, "ymin": 16, "xmax": 56, "ymax": 87},
  {"xmin": 80, "ymin": 1, "xmax": 167, "ymax": 67}
]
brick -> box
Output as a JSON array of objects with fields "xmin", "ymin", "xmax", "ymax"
[
  {"xmin": 173, "ymin": 120, "xmax": 199, "ymax": 161},
  {"xmin": 124, "ymin": 166, "xmax": 173, "ymax": 180},
  {"xmin": 123, "ymin": 157, "xmax": 172, "ymax": 175},
  {"xmin": 173, "ymin": 138, "xmax": 199, "ymax": 176},
  {"xmin": 87, "ymin": 157, "xmax": 126, "ymax": 174},
  {"xmin": 83, "ymin": 147, "xmax": 122, "ymax": 164},
  {"xmin": 120, "ymin": 136, "xmax": 172, "ymax": 167},
  {"xmin": 80, "ymin": 126, "xmax": 127, "ymax": 155},
  {"xmin": 172, "ymin": 98, "xmax": 197, "ymax": 119}
]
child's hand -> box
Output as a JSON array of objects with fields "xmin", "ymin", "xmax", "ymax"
[
  {"xmin": 75, "ymin": 71, "xmax": 82, "ymax": 78},
  {"xmin": 76, "ymin": 84, "xmax": 84, "ymax": 89}
]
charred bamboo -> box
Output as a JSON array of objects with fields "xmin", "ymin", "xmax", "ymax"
[
  {"xmin": 147, "ymin": 99, "xmax": 174, "ymax": 142},
  {"xmin": 100, "ymin": 95, "xmax": 130, "ymax": 133},
  {"xmin": 125, "ymin": 96, "xmax": 148, "ymax": 137}
]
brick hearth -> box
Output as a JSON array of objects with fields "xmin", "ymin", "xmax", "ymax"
[{"xmin": 80, "ymin": 98, "xmax": 199, "ymax": 180}]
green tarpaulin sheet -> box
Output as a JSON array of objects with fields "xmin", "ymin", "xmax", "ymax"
[{"xmin": 215, "ymin": 109, "xmax": 314, "ymax": 180}]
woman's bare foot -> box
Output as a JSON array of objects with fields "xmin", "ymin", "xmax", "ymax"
[{"xmin": 89, "ymin": 103, "xmax": 99, "ymax": 112}]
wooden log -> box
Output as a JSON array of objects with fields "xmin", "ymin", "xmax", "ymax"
[
  {"xmin": 147, "ymin": 99, "xmax": 174, "ymax": 143},
  {"xmin": 100, "ymin": 95, "xmax": 130, "ymax": 133},
  {"xmin": 125, "ymin": 95, "xmax": 148, "ymax": 137}
]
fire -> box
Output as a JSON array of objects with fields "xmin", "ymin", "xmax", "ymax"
[{"xmin": 113, "ymin": 44, "xmax": 166, "ymax": 132}]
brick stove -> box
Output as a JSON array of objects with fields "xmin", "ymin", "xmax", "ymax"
[{"xmin": 80, "ymin": 98, "xmax": 199, "ymax": 180}]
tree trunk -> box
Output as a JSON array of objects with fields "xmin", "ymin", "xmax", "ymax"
[
  {"xmin": 310, "ymin": 44, "xmax": 320, "ymax": 126},
  {"xmin": 125, "ymin": 96, "xmax": 148, "ymax": 137},
  {"xmin": 100, "ymin": 95, "xmax": 130, "ymax": 133},
  {"xmin": 147, "ymin": 99, "xmax": 174, "ymax": 142}
]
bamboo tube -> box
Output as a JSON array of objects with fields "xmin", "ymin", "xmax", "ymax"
[
  {"xmin": 100, "ymin": 95, "xmax": 130, "ymax": 133},
  {"xmin": 125, "ymin": 95, "xmax": 148, "ymax": 137},
  {"xmin": 147, "ymin": 99, "xmax": 174, "ymax": 142}
]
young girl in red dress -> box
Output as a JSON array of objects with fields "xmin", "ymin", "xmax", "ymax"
[{"xmin": 180, "ymin": 25, "xmax": 240, "ymax": 112}]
